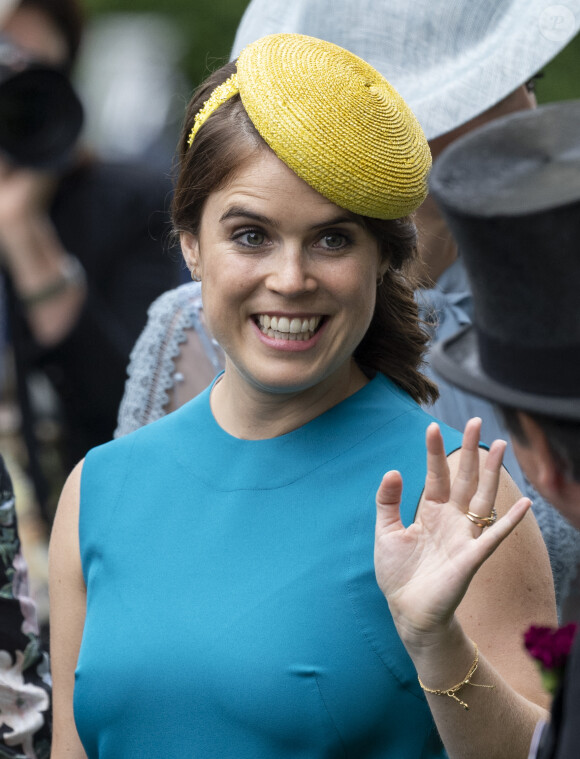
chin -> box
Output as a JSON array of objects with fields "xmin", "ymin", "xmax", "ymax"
[
  {"xmin": 252, "ymin": 373, "xmax": 323, "ymax": 396},
  {"xmin": 239, "ymin": 362, "xmax": 339, "ymax": 397}
]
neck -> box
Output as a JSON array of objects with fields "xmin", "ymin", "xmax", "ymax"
[{"xmin": 210, "ymin": 360, "xmax": 369, "ymax": 439}]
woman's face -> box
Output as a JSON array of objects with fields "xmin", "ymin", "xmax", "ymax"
[{"xmin": 181, "ymin": 148, "xmax": 385, "ymax": 398}]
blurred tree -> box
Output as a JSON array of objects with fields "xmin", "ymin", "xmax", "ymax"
[{"xmin": 82, "ymin": 0, "xmax": 249, "ymax": 91}]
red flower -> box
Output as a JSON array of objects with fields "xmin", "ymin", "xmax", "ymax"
[{"xmin": 524, "ymin": 623, "xmax": 577, "ymax": 694}]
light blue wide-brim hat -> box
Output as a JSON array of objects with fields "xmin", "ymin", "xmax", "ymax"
[{"xmin": 231, "ymin": 0, "xmax": 580, "ymax": 140}]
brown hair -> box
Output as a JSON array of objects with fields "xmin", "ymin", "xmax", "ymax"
[{"xmin": 172, "ymin": 62, "xmax": 438, "ymax": 405}]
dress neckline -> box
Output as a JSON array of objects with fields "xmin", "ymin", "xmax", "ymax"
[{"xmin": 172, "ymin": 372, "xmax": 419, "ymax": 491}]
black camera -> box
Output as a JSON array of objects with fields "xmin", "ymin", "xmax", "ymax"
[{"xmin": 0, "ymin": 35, "xmax": 83, "ymax": 170}]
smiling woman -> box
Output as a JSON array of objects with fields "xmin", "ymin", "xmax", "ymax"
[
  {"xmin": 178, "ymin": 147, "xmax": 419, "ymax": 433},
  {"xmin": 173, "ymin": 53, "xmax": 436, "ymax": 433},
  {"xmin": 49, "ymin": 33, "xmax": 556, "ymax": 759}
]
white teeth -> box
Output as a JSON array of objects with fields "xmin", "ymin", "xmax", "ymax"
[{"xmin": 257, "ymin": 314, "xmax": 322, "ymax": 340}]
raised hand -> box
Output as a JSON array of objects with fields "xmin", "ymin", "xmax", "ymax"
[
  {"xmin": 0, "ymin": 159, "xmax": 55, "ymax": 246},
  {"xmin": 374, "ymin": 417, "xmax": 531, "ymax": 650},
  {"xmin": 0, "ymin": 158, "xmax": 86, "ymax": 344}
]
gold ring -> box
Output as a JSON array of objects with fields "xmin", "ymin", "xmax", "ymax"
[{"xmin": 465, "ymin": 507, "xmax": 498, "ymax": 528}]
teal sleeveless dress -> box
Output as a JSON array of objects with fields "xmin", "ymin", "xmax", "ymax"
[{"xmin": 74, "ymin": 373, "xmax": 462, "ymax": 757}]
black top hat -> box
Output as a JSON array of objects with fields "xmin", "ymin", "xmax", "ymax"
[{"xmin": 428, "ymin": 100, "xmax": 580, "ymax": 421}]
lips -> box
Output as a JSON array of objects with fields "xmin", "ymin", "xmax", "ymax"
[{"xmin": 256, "ymin": 314, "xmax": 323, "ymax": 341}]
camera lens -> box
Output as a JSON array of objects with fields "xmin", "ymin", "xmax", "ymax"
[{"xmin": 0, "ymin": 66, "xmax": 83, "ymax": 169}]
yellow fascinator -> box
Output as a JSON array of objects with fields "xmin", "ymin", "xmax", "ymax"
[{"xmin": 188, "ymin": 33, "xmax": 431, "ymax": 220}]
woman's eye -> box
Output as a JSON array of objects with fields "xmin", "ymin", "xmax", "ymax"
[
  {"xmin": 319, "ymin": 232, "xmax": 348, "ymax": 250},
  {"xmin": 235, "ymin": 230, "xmax": 266, "ymax": 247}
]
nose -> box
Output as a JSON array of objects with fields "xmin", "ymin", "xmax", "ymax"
[{"xmin": 265, "ymin": 246, "xmax": 317, "ymax": 296}]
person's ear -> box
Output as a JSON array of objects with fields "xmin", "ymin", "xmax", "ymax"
[
  {"xmin": 517, "ymin": 412, "xmax": 566, "ymax": 497},
  {"xmin": 376, "ymin": 255, "xmax": 390, "ymax": 285},
  {"xmin": 181, "ymin": 232, "xmax": 201, "ymax": 281}
]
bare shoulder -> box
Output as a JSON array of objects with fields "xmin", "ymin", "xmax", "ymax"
[
  {"xmin": 448, "ymin": 448, "xmax": 557, "ymax": 707},
  {"xmin": 49, "ymin": 459, "xmax": 85, "ymax": 588},
  {"xmin": 57, "ymin": 458, "xmax": 84, "ymax": 509}
]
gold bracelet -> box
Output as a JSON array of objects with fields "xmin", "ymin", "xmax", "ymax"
[{"xmin": 418, "ymin": 642, "xmax": 495, "ymax": 710}]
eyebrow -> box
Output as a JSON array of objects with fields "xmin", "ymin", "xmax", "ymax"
[
  {"xmin": 219, "ymin": 206, "xmax": 362, "ymax": 230},
  {"xmin": 219, "ymin": 207, "xmax": 274, "ymax": 226}
]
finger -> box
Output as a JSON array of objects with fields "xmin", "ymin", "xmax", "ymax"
[
  {"xmin": 375, "ymin": 470, "xmax": 404, "ymax": 533},
  {"xmin": 448, "ymin": 418, "xmax": 483, "ymax": 511},
  {"xmin": 469, "ymin": 497, "xmax": 532, "ymax": 566},
  {"xmin": 424, "ymin": 422, "xmax": 450, "ymax": 503},
  {"xmin": 467, "ymin": 439, "xmax": 507, "ymax": 519}
]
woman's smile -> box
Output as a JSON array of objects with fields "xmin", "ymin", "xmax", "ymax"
[
  {"xmin": 180, "ymin": 147, "xmax": 383, "ymax": 400},
  {"xmin": 252, "ymin": 313, "xmax": 326, "ymax": 350}
]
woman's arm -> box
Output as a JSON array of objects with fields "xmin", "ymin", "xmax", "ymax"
[
  {"xmin": 48, "ymin": 461, "xmax": 88, "ymax": 759},
  {"xmin": 374, "ymin": 418, "xmax": 557, "ymax": 759}
]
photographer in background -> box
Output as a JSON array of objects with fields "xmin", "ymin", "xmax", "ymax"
[
  {"xmin": 0, "ymin": 2, "xmax": 179, "ymax": 754},
  {"xmin": 0, "ymin": 0, "xmax": 180, "ymax": 519}
]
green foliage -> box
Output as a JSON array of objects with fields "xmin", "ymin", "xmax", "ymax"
[{"xmin": 537, "ymin": 33, "xmax": 580, "ymax": 103}]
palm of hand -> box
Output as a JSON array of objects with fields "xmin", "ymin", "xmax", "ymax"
[{"xmin": 374, "ymin": 418, "xmax": 529, "ymax": 644}]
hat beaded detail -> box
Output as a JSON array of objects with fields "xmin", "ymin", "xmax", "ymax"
[
  {"xmin": 187, "ymin": 74, "xmax": 240, "ymax": 147},
  {"xmin": 188, "ymin": 33, "xmax": 431, "ymax": 220}
]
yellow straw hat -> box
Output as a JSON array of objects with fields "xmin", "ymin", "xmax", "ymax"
[{"xmin": 188, "ymin": 33, "xmax": 431, "ymax": 220}]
